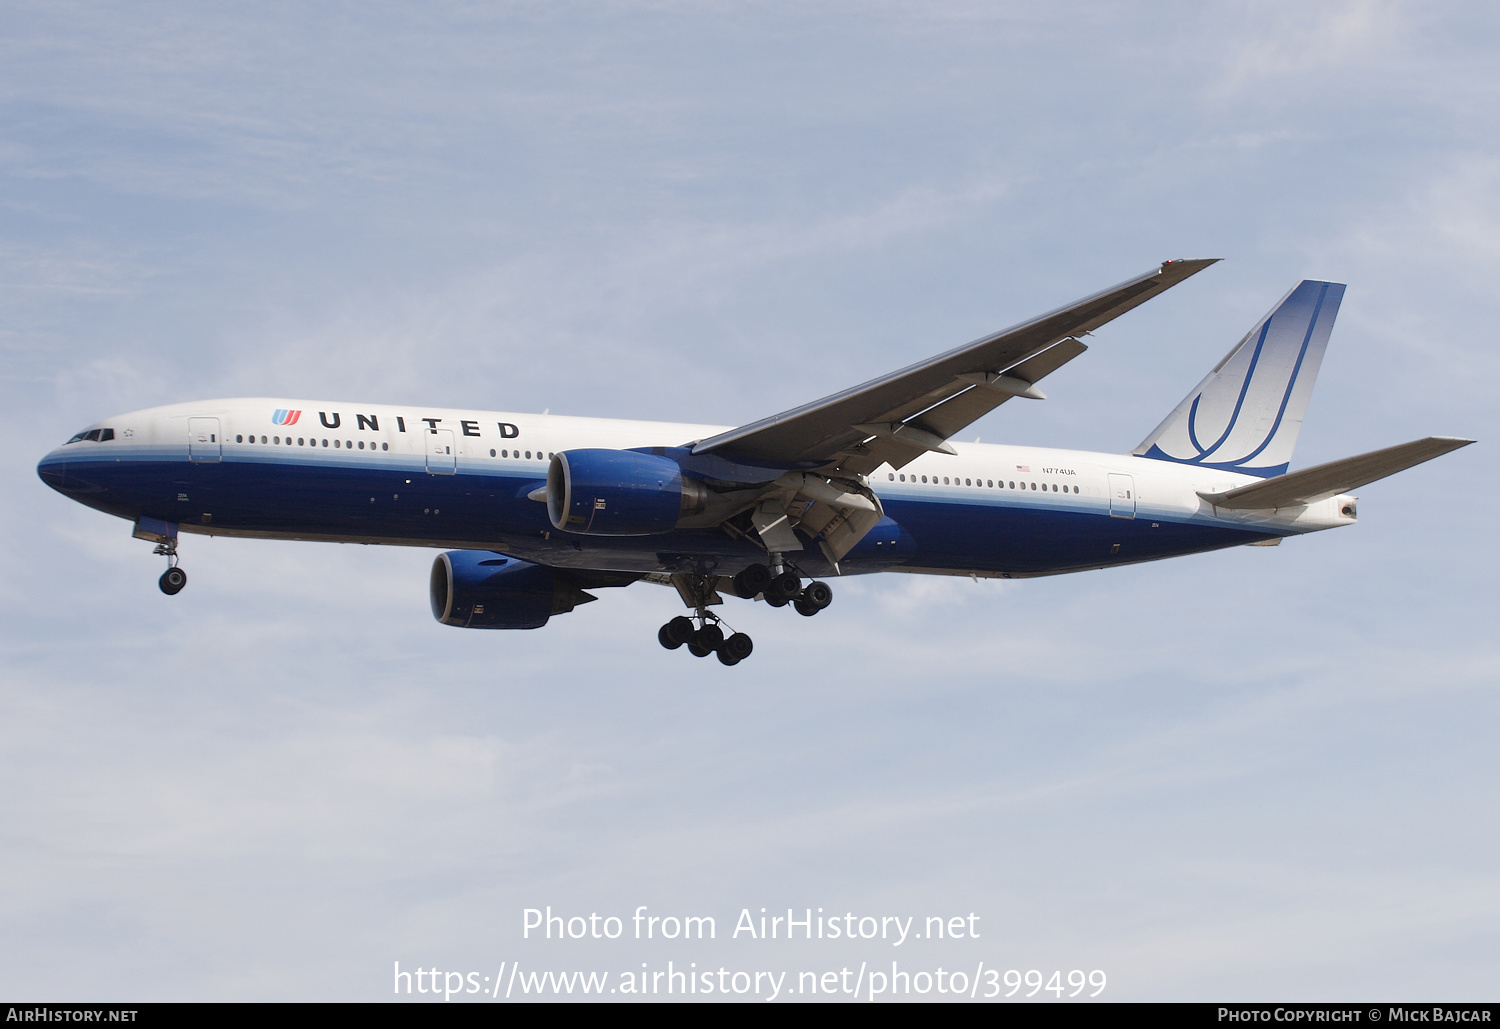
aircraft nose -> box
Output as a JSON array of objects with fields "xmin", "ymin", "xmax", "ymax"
[
  {"xmin": 37, "ymin": 448, "xmax": 106, "ymax": 495},
  {"xmin": 36, "ymin": 450, "xmax": 68, "ymax": 491}
]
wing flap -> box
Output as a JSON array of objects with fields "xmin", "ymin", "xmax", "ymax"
[{"xmin": 1197, "ymin": 437, "xmax": 1474, "ymax": 510}]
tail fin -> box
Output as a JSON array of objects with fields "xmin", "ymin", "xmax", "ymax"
[{"xmin": 1134, "ymin": 280, "xmax": 1345, "ymax": 478}]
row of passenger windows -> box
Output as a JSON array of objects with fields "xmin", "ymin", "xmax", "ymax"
[
  {"xmin": 235, "ymin": 435, "xmax": 559, "ymax": 460},
  {"xmin": 888, "ymin": 471, "xmax": 1080, "ymax": 494},
  {"xmin": 488, "ymin": 449, "xmax": 551, "ymax": 460},
  {"xmin": 238, "ymin": 434, "xmax": 390, "ymax": 450}
]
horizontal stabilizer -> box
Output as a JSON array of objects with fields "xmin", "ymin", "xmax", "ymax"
[{"xmin": 1197, "ymin": 437, "xmax": 1474, "ymax": 510}]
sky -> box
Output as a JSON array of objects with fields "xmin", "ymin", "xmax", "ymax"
[{"xmin": 2, "ymin": 0, "xmax": 1497, "ymax": 1003}]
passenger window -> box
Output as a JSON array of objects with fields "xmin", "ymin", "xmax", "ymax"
[
  {"xmin": 491, "ymin": 449, "xmax": 497, "ymax": 457},
  {"xmin": 274, "ymin": 436, "xmax": 280, "ymax": 445},
  {"xmin": 298, "ymin": 438, "xmax": 304, "ymax": 446},
  {"xmin": 525, "ymin": 451, "xmax": 531, "ymax": 459},
  {"xmin": 888, "ymin": 473, "xmax": 894, "ymax": 480},
  {"xmin": 987, "ymin": 480, "xmax": 993, "ymax": 487},
  {"xmin": 382, "ymin": 442, "xmax": 388, "ymax": 451},
  {"xmin": 236, "ymin": 435, "xmax": 244, "ymax": 443}
]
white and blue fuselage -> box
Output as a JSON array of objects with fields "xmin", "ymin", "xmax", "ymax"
[{"xmin": 37, "ymin": 396, "xmax": 1354, "ymax": 581}]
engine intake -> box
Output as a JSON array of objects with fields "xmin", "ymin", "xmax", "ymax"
[
  {"xmin": 430, "ymin": 551, "xmax": 593, "ymax": 629},
  {"xmin": 547, "ymin": 449, "xmax": 707, "ymax": 535}
]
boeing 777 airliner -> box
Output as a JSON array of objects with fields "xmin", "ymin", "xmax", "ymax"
[{"xmin": 37, "ymin": 260, "xmax": 1473, "ymax": 665}]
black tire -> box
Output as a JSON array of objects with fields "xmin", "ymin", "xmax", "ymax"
[
  {"xmin": 159, "ymin": 567, "xmax": 187, "ymax": 595},
  {"xmin": 794, "ymin": 597, "xmax": 819, "ymax": 617},
  {"xmin": 716, "ymin": 649, "xmax": 741, "ymax": 666},
  {"xmin": 764, "ymin": 594, "xmax": 788, "ymax": 608},
  {"xmin": 733, "ymin": 563, "xmax": 772, "ymax": 599},
  {"xmin": 687, "ymin": 640, "xmax": 713, "ymax": 658},
  {"xmin": 694, "ymin": 624, "xmax": 725, "ymax": 651},
  {"xmin": 770, "ymin": 571, "xmax": 802, "ymax": 602},
  {"xmin": 658, "ymin": 623, "xmax": 684, "ymax": 650},
  {"xmin": 721, "ymin": 632, "xmax": 754, "ymax": 662},
  {"xmin": 803, "ymin": 580, "xmax": 833, "ymax": 609},
  {"xmin": 665, "ymin": 616, "xmax": 696, "ymax": 646}
]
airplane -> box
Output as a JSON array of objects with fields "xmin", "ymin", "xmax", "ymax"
[{"xmin": 37, "ymin": 260, "xmax": 1473, "ymax": 666}]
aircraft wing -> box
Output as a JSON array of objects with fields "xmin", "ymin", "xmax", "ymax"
[{"xmin": 692, "ymin": 259, "xmax": 1219, "ymax": 473}]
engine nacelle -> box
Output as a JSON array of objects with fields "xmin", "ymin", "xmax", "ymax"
[
  {"xmin": 430, "ymin": 551, "xmax": 591, "ymax": 629},
  {"xmin": 547, "ymin": 449, "xmax": 707, "ymax": 535}
]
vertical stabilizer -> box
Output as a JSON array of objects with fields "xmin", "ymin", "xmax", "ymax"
[{"xmin": 1133, "ymin": 280, "xmax": 1345, "ymax": 478}]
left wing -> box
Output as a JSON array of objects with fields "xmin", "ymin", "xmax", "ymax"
[{"xmin": 693, "ymin": 259, "xmax": 1217, "ymax": 474}]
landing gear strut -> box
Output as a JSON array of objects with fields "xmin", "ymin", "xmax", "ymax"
[{"xmin": 154, "ymin": 538, "xmax": 187, "ymax": 595}]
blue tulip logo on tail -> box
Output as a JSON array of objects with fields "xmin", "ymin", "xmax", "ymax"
[
  {"xmin": 272, "ymin": 409, "xmax": 302, "ymax": 426},
  {"xmin": 1133, "ymin": 280, "xmax": 1345, "ymax": 478}
]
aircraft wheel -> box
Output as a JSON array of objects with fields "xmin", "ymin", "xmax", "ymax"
[
  {"xmin": 764, "ymin": 594, "xmax": 788, "ymax": 608},
  {"xmin": 694, "ymin": 624, "xmax": 725, "ymax": 652},
  {"xmin": 659, "ymin": 623, "xmax": 684, "ymax": 650},
  {"xmin": 662, "ymin": 616, "xmax": 695, "ymax": 648},
  {"xmin": 732, "ymin": 563, "xmax": 772, "ymax": 599},
  {"xmin": 721, "ymin": 632, "xmax": 754, "ymax": 663},
  {"xmin": 687, "ymin": 640, "xmax": 713, "ymax": 658},
  {"xmin": 159, "ymin": 567, "xmax": 187, "ymax": 595},
  {"xmin": 769, "ymin": 571, "xmax": 802, "ymax": 603},
  {"xmin": 803, "ymin": 580, "xmax": 833, "ymax": 610},
  {"xmin": 794, "ymin": 597, "xmax": 819, "ymax": 617}
]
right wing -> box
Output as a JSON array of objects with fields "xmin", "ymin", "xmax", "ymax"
[{"xmin": 693, "ymin": 259, "xmax": 1219, "ymax": 473}]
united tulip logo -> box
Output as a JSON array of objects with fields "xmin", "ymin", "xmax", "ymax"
[{"xmin": 272, "ymin": 409, "xmax": 302, "ymax": 426}]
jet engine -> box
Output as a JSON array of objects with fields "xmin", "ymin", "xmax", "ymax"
[
  {"xmin": 430, "ymin": 551, "xmax": 594, "ymax": 629},
  {"xmin": 546, "ymin": 449, "xmax": 707, "ymax": 535}
]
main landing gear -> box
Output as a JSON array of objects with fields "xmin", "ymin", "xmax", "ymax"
[
  {"xmin": 658, "ymin": 615, "xmax": 755, "ymax": 667},
  {"xmin": 730, "ymin": 562, "xmax": 833, "ymax": 617},
  {"xmin": 155, "ymin": 538, "xmax": 187, "ymax": 595},
  {"xmin": 655, "ymin": 561, "xmax": 833, "ymax": 665}
]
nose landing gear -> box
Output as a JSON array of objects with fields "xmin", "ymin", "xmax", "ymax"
[{"xmin": 153, "ymin": 538, "xmax": 186, "ymax": 595}]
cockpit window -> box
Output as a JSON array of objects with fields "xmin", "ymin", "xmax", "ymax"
[{"xmin": 63, "ymin": 428, "xmax": 114, "ymax": 444}]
